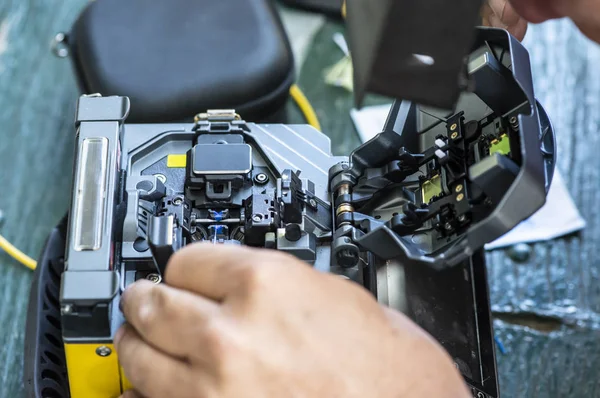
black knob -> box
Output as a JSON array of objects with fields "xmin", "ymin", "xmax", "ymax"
[
  {"xmin": 337, "ymin": 250, "xmax": 359, "ymax": 268},
  {"xmin": 147, "ymin": 215, "xmax": 176, "ymax": 275},
  {"xmin": 284, "ymin": 224, "xmax": 302, "ymax": 242}
]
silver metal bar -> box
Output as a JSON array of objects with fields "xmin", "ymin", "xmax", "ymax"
[
  {"xmin": 66, "ymin": 119, "xmax": 120, "ymax": 272},
  {"xmin": 73, "ymin": 138, "xmax": 109, "ymax": 251}
]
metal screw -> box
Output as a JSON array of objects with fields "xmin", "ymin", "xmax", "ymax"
[
  {"xmin": 173, "ymin": 197, "xmax": 183, "ymax": 206},
  {"xmin": 147, "ymin": 273, "xmax": 162, "ymax": 284},
  {"xmin": 455, "ymin": 184, "xmax": 463, "ymax": 193},
  {"xmin": 96, "ymin": 346, "xmax": 112, "ymax": 357},
  {"xmin": 450, "ymin": 123, "xmax": 458, "ymax": 131},
  {"xmin": 61, "ymin": 304, "xmax": 73, "ymax": 315},
  {"xmin": 508, "ymin": 243, "xmax": 532, "ymax": 263},
  {"xmin": 458, "ymin": 215, "xmax": 466, "ymax": 222},
  {"xmin": 252, "ymin": 214, "xmax": 262, "ymax": 222},
  {"xmin": 445, "ymin": 223, "xmax": 453, "ymax": 231},
  {"xmin": 309, "ymin": 198, "xmax": 318, "ymax": 208},
  {"xmin": 451, "ymin": 132, "xmax": 459, "ymax": 140},
  {"xmin": 456, "ymin": 193, "xmax": 465, "ymax": 202},
  {"xmin": 509, "ymin": 116, "xmax": 520, "ymax": 131},
  {"xmin": 51, "ymin": 32, "xmax": 70, "ymax": 58},
  {"xmin": 154, "ymin": 174, "xmax": 167, "ymax": 184},
  {"xmin": 254, "ymin": 173, "xmax": 269, "ymax": 184}
]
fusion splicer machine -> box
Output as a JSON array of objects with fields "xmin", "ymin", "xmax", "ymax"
[
  {"xmin": 23, "ymin": 4, "xmax": 555, "ymax": 392},
  {"xmin": 55, "ymin": 28, "xmax": 555, "ymax": 398}
]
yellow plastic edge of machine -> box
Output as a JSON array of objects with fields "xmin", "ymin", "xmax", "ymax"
[{"xmin": 64, "ymin": 343, "xmax": 132, "ymax": 397}]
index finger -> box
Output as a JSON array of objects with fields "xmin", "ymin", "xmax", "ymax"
[
  {"xmin": 488, "ymin": 0, "xmax": 522, "ymax": 26},
  {"xmin": 482, "ymin": 1, "xmax": 528, "ymax": 41},
  {"xmin": 164, "ymin": 243, "xmax": 289, "ymax": 300}
]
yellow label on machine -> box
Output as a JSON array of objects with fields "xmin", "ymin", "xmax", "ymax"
[
  {"xmin": 422, "ymin": 175, "xmax": 442, "ymax": 204},
  {"xmin": 64, "ymin": 343, "xmax": 122, "ymax": 398},
  {"xmin": 489, "ymin": 134, "xmax": 511, "ymax": 157},
  {"xmin": 167, "ymin": 154, "xmax": 187, "ymax": 168}
]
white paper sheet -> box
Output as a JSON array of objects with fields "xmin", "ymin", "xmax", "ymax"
[
  {"xmin": 350, "ymin": 104, "xmax": 586, "ymax": 250},
  {"xmin": 350, "ymin": 104, "xmax": 393, "ymax": 143}
]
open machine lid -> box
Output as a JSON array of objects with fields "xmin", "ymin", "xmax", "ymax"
[{"xmin": 328, "ymin": 27, "xmax": 555, "ymax": 271}]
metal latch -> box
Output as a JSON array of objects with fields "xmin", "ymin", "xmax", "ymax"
[{"xmin": 194, "ymin": 109, "xmax": 241, "ymax": 123}]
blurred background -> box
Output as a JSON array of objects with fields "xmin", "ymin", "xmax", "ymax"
[{"xmin": 0, "ymin": 1, "xmax": 599, "ymax": 396}]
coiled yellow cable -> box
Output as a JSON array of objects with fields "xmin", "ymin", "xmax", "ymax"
[
  {"xmin": 0, "ymin": 233, "xmax": 37, "ymax": 270},
  {"xmin": 290, "ymin": 84, "xmax": 322, "ymax": 131}
]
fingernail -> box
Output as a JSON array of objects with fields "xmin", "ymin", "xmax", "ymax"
[{"xmin": 114, "ymin": 326, "xmax": 126, "ymax": 346}]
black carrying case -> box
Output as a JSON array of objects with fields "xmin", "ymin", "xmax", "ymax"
[
  {"xmin": 57, "ymin": 0, "xmax": 295, "ymax": 123},
  {"xmin": 280, "ymin": 0, "xmax": 344, "ymax": 17}
]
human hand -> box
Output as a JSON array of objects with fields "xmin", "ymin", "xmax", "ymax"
[
  {"xmin": 482, "ymin": 0, "xmax": 529, "ymax": 41},
  {"xmin": 115, "ymin": 243, "xmax": 470, "ymax": 398},
  {"xmin": 484, "ymin": 0, "xmax": 600, "ymax": 44},
  {"xmin": 511, "ymin": 0, "xmax": 600, "ymax": 43}
]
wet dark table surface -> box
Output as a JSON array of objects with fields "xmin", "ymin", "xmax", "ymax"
[{"xmin": 1, "ymin": 2, "xmax": 599, "ymax": 396}]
